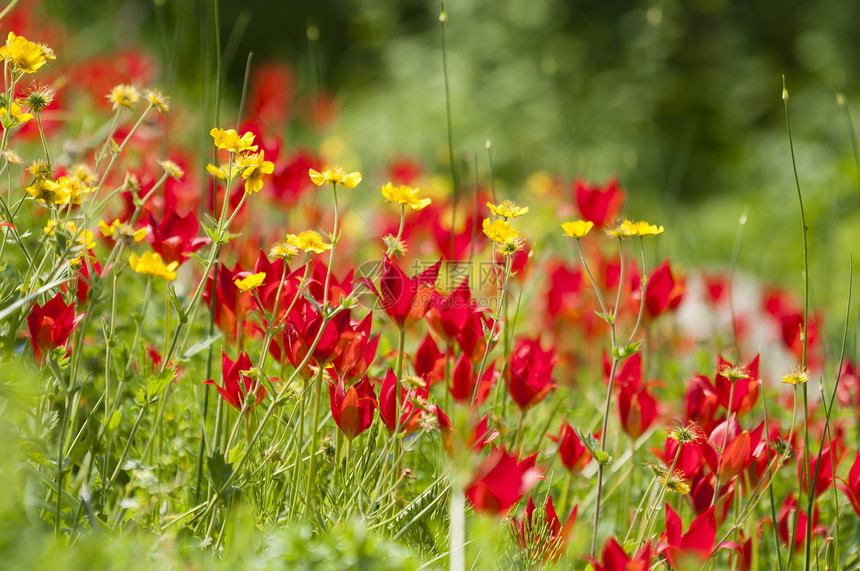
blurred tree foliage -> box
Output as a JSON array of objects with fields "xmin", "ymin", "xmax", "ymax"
[
  {"xmin": 42, "ymin": 0, "xmax": 860, "ymax": 200},
  {"xmin": 39, "ymin": 0, "xmax": 860, "ymax": 314}
]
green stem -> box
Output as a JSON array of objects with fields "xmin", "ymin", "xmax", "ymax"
[{"xmin": 303, "ymin": 365, "xmax": 326, "ymax": 517}]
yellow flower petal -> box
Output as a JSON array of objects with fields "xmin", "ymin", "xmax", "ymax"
[
  {"xmin": 482, "ymin": 218, "xmax": 518, "ymax": 244},
  {"xmin": 234, "ymin": 272, "xmax": 266, "ymax": 292},
  {"xmin": 561, "ymin": 220, "xmax": 594, "ymax": 239}
]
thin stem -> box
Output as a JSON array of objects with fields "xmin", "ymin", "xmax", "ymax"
[
  {"xmin": 303, "ymin": 365, "xmax": 326, "ymax": 517},
  {"xmin": 440, "ymin": 0, "xmax": 458, "ymax": 260}
]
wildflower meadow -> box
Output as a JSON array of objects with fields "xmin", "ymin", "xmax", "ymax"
[{"xmin": 3, "ymin": 0, "xmax": 860, "ymax": 569}]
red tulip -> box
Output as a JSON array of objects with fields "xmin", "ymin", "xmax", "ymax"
[
  {"xmin": 837, "ymin": 451, "xmax": 860, "ymax": 517},
  {"xmin": 203, "ymin": 262, "xmax": 257, "ymax": 341},
  {"xmin": 413, "ymin": 333, "xmax": 444, "ymax": 385},
  {"xmin": 270, "ymin": 149, "xmax": 321, "ymax": 206},
  {"xmin": 204, "ymin": 351, "xmax": 266, "ymax": 412},
  {"xmin": 777, "ymin": 494, "xmax": 820, "ymax": 551},
  {"xmin": 145, "ymin": 209, "xmax": 210, "ymax": 266},
  {"xmin": 618, "ymin": 382, "xmax": 658, "ymax": 440},
  {"xmin": 685, "ymin": 374, "xmax": 722, "ymax": 432},
  {"xmin": 280, "ymin": 305, "xmax": 354, "ymax": 368},
  {"xmin": 586, "ymin": 538, "xmax": 652, "ymax": 571},
  {"xmin": 329, "ymin": 313, "xmax": 378, "ymax": 381},
  {"xmin": 450, "ymin": 353, "xmax": 496, "ymax": 405},
  {"xmin": 27, "ymin": 293, "xmax": 86, "ymax": 363},
  {"xmin": 247, "ymin": 63, "xmax": 295, "ymax": 126},
  {"xmin": 658, "ymin": 505, "xmax": 728, "ymax": 568},
  {"xmin": 457, "ymin": 309, "xmax": 493, "ymax": 363},
  {"xmin": 506, "ymin": 337, "xmax": 557, "ymax": 410},
  {"xmin": 703, "ymin": 272, "xmax": 728, "ymax": 306},
  {"xmin": 549, "ymin": 420, "xmax": 592, "ymax": 473},
  {"xmin": 378, "ymin": 368, "xmax": 421, "ymax": 433},
  {"xmin": 249, "ymin": 249, "xmax": 292, "ymax": 317},
  {"xmin": 328, "ymin": 375, "xmax": 377, "ymax": 440},
  {"xmin": 704, "ymin": 418, "xmax": 765, "ymax": 486},
  {"xmin": 512, "ymin": 495, "xmax": 577, "ymax": 563},
  {"xmin": 71, "ymin": 252, "xmax": 102, "ymax": 306},
  {"xmin": 466, "ymin": 447, "xmax": 543, "ymax": 516},
  {"xmin": 797, "ymin": 444, "xmax": 841, "ymax": 499},
  {"xmin": 307, "ymin": 260, "xmax": 354, "ymax": 306},
  {"xmin": 431, "ymin": 207, "xmax": 477, "ymax": 261},
  {"xmin": 573, "ymin": 177, "xmax": 625, "ymax": 227},
  {"xmin": 427, "ymin": 279, "xmax": 476, "ymax": 343},
  {"xmin": 654, "ymin": 426, "xmax": 705, "ymax": 480},
  {"xmin": 439, "ymin": 413, "xmax": 500, "ymax": 457},
  {"xmin": 688, "ymin": 473, "xmax": 734, "ymax": 526},
  {"xmin": 630, "ymin": 259, "xmax": 686, "ymax": 319},
  {"xmin": 545, "ymin": 262, "xmax": 584, "ymax": 320},
  {"xmin": 361, "ymin": 256, "xmax": 440, "ymax": 330},
  {"xmin": 713, "ymin": 354, "xmax": 761, "ymax": 418}
]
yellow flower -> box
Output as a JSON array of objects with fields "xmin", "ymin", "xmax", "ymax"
[
  {"xmin": 206, "ymin": 163, "xmax": 229, "ymax": 180},
  {"xmin": 144, "ymin": 89, "xmax": 169, "ymax": 113},
  {"xmin": 56, "ymin": 176, "xmax": 85, "ymax": 205},
  {"xmin": 23, "ymin": 84, "xmax": 54, "ymax": 112},
  {"xmin": 561, "ymin": 220, "xmax": 594, "ymax": 239},
  {"xmin": 47, "ymin": 220, "xmax": 95, "ymax": 249},
  {"xmin": 308, "ymin": 166, "xmax": 362, "ymax": 188},
  {"xmin": 270, "ymin": 240, "xmax": 301, "ymax": 260},
  {"xmin": 78, "ymin": 229, "xmax": 96, "ymax": 250},
  {"xmin": 606, "ymin": 219, "xmax": 664, "ymax": 238},
  {"xmin": 44, "ymin": 219, "xmax": 74, "ymax": 236},
  {"xmin": 100, "ymin": 219, "xmax": 147, "ymax": 242},
  {"xmin": 234, "ymin": 272, "xmax": 266, "ymax": 292},
  {"xmin": 3, "ymin": 149, "xmax": 22, "ymax": 165},
  {"xmin": 73, "ymin": 165, "xmax": 96, "ymax": 186},
  {"xmin": 498, "ymin": 236, "xmax": 525, "ymax": 257},
  {"xmin": 487, "ymin": 199, "xmax": 528, "ymax": 218},
  {"xmin": 482, "ymin": 218, "xmax": 518, "ymax": 244},
  {"xmin": 158, "ymin": 160, "xmax": 184, "ymax": 181},
  {"xmin": 107, "ymin": 84, "xmax": 140, "ymax": 110},
  {"xmin": 0, "ymin": 102, "xmax": 33, "ymax": 126},
  {"xmin": 381, "ymin": 182, "xmax": 431, "ymax": 211},
  {"xmin": 210, "ymin": 128, "xmax": 258, "ymax": 154},
  {"xmin": 240, "ymin": 151, "xmax": 274, "ymax": 193},
  {"xmin": 28, "ymin": 158, "xmax": 52, "ymax": 179},
  {"xmin": 657, "ymin": 471, "xmax": 691, "ymax": 496},
  {"xmin": 780, "ymin": 365, "xmax": 808, "ymax": 386},
  {"xmin": 627, "ymin": 220, "xmax": 664, "ymax": 237},
  {"xmin": 286, "ymin": 230, "xmax": 331, "ymax": 254},
  {"xmin": 26, "ymin": 179, "xmax": 70, "ymax": 206},
  {"xmin": 0, "ymin": 33, "xmax": 48, "ymax": 74},
  {"xmin": 129, "ymin": 251, "xmax": 179, "ymax": 281}
]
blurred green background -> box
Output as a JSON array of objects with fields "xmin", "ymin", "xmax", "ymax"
[{"xmin": 38, "ymin": 0, "xmax": 860, "ymax": 320}]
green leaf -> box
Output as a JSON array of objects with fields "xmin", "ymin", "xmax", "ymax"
[
  {"xmin": 145, "ymin": 366, "xmax": 176, "ymax": 402},
  {"xmin": 610, "ymin": 339, "xmax": 643, "ymax": 360},
  {"xmin": 104, "ymin": 408, "xmax": 122, "ymax": 432},
  {"xmin": 573, "ymin": 428, "xmax": 611, "ymax": 465},
  {"xmin": 207, "ymin": 450, "xmax": 235, "ymax": 493},
  {"xmin": 227, "ymin": 442, "xmax": 246, "ymax": 468}
]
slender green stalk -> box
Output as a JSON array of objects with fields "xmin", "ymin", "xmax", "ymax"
[
  {"xmin": 713, "ymin": 378, "xmax": 738, "ymax": 504},
  {"xmin": 0, "ymin": 0, "xmax": 21, "ymax": 21},
  {"xmin": 303, "ymin": 364, "xmax": 326, "ymax": 517},
  {"xmin": 783, "ymin": 77, "xmax": 812, "ymax": 571},
  {"xmin": 439, "ymin": 0, "xmax": 458, "ymax": 260},
  {"xmin": 761, "ymin": 373, "xmax": 784, "ymax": 571},
  {"xmin": 639, "ymin": 443, "xmax": 682, "ymax": 544}
]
